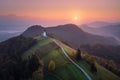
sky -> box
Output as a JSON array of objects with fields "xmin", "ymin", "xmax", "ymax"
[{"xmin": 0, "ymin": 0, "xmax": 120, "ymax": 25}]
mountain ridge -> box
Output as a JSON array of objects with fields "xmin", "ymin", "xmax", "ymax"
[{"xmin": 22, "ymin": 24, "xmax": 119, "ymax": 48}]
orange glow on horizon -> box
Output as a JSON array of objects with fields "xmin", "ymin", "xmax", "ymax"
[
  {"xmin": 14, "ymin": 9, "xmax": 120, "ymax": 24},
  {"xmin": 0, "ymin": 0, "xmax": 119, "ymax": 25}
]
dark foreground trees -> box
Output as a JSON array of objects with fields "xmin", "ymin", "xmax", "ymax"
[
  {"xmin": 90, "ymin": 63, "xmax": 97, "ymax": 73},
  {"xmin": 0, "ymin": 36, "xmax": 40, "ymax": 80},
  {"xmin": 0, "ymin": 55, "xmax": 40, "ymax": 80}
]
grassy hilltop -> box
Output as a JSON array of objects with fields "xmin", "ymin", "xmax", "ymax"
[{"xmin": 22, "ymin": 36, "xmax": 120, "ymax": 80}]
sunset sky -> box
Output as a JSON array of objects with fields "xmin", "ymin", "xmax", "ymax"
[{"xmin": 0, "ymin": 0, "xmax": 120, "ymax": 25}]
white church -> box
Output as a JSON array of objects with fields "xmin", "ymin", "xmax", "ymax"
[{"xmin": 42, "ymin": 30, "xmax": 47, "ymax": 38}]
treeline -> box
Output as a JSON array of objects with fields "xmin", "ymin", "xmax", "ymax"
[
  {"xmin": 75, "ymin": 49, "xmax": 97, "ymax": 73},
  {"xmin": 83, "ymin": 53, "xmax": 120, "ymax": 76},
  {"xmin": 96, "ymin": 55, "xmax": 120, "ymax": 76},
  {"xmin": 80, "ymin": 44, "xmax": 120, "ymax": 77},
  {"xmin": 80, "ymin": 44, "xmax": 120, "ymax": 64},
  {"xmin": 0, "ymin": 54, "xmax": 40, "ymax": 80}
]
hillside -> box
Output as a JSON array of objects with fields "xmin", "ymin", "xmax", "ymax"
[
  {"xmin": 22, "ymin": 36, "xmax": 120, "ymax": 80},
  {"xmin": 50, "ymin": 38, "xmax": 120, "ymax": 80},
  {"xmin": 22, "ymin": 24, "xmax": 119, "ymax": 49},
  {"xmin": 22, "ymin": 37, "xmax": 89, "ymax": 80},
  {"xmin": 0, "ymin": 36, "xmax": 37, "ymax": 80},
  {"xmin": 0, "ymin": 35, "xmax": 120, "ymax": 80},
  {"xmin": 0, "ymin": 35, "xmax": 37, "ymax": 55}
]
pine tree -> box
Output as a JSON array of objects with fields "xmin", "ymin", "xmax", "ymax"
[
  {"xmin": 76, "ymin": 49, "xmax": 81, "ymax": 61},
  {"xmin": 90, "ymin": 63, "xmax": 97, "ymax": 73}
]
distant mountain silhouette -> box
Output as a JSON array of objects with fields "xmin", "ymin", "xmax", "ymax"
[
  {"xmin": 22, "ymin": 24, "xmax": 119, "ymax": 48},
  {"xmin": 99, "ymin": 24, "xmax": 120, "ymax": 39},
  {"xmin": 81, "ymin": 24, "xmax": 120, "ymax": 42},
  {"xmin": 86, "ymin": 21, "xmax": 114, "ymax": 28}
]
